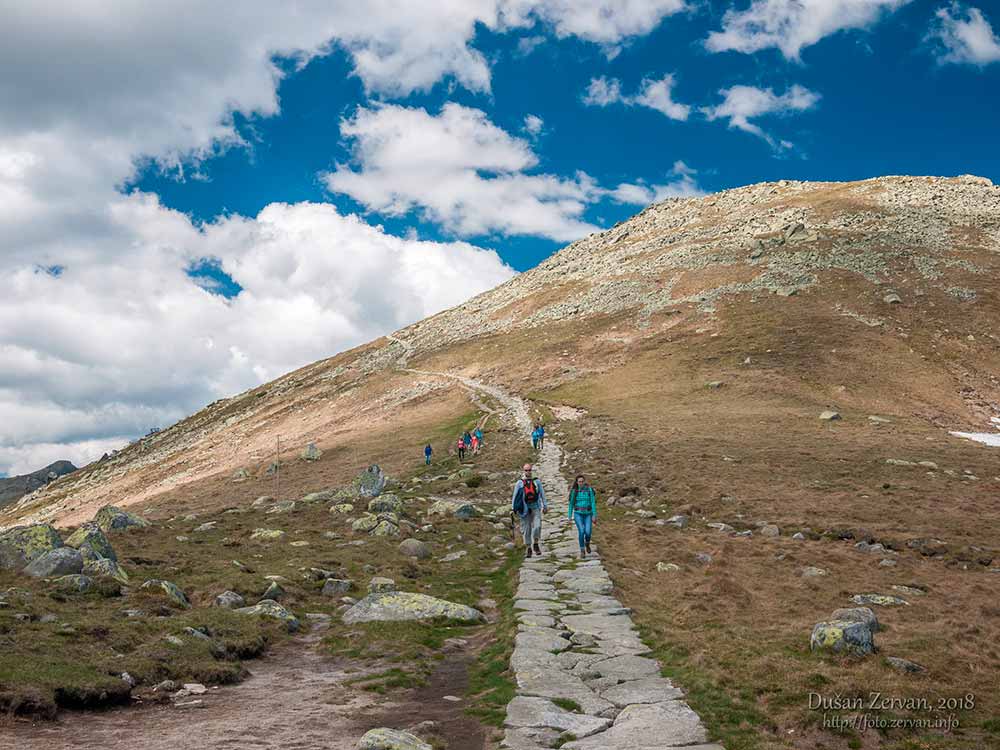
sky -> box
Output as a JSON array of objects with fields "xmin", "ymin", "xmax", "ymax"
[{"xmin": 1, "ymin": 0, "xmax": 998, "ymax": 477}]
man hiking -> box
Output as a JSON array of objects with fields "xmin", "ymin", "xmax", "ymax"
[
  {"xmin": 536, "ymin": 423, "xmax": 545, "ymax": 450},
  {"xmin": 511, "ymin": 463, "xmax": 546, "ymax": 557},
  {"xmin": 424, "ymin": 443, "xmax": 432, "ymax": 465},
  {"xmin": 568, "ymin": 474, "xmax": 596, "ymax": 558},
  {"xmin": 531, "ymin": 425, "xmax": 540, "ymax": 450}
]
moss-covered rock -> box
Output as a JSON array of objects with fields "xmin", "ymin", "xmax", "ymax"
[
  {"xmin": 850, "ymin": 593, "xmax": 908, "ymax": 607},
  {"xmin": 141, "ymin": 579, "xmax": 191, "ymax": 608},
  {"xmin": 351, "ymin": 514, "xmax": 380, "ymax": 533},
  {"xmin": 371, "ymin": 520, "xmax": 400, "ymax": 537},
  {"xmin": 301, "ymin": 489, "xmax": 336, "ymax": 503},
  {"xmin": 810, "ymin": 620, "xmax": 875, "ymax": 656},
  {"xmin": 235, "ymin": 599, "xmax": 300, "ymax": 632},
  {"xmin": 83, "ymin": 557, "xmax": 129, "ymax": 584},
  {"xmin": 427, "ymin": 499, "xmax": 479, "ymax": 519},
  {"xmin": 343, "ymin": 591, "xmax": 484, "ymax": 624},
  {"xmin": 93, "ymin": 505, "xmax": 150, "ymax": 532},
  {"xmin": 329, "ymin": 503, "xmax": 354, "ymax": 514},
  {"xmin": 65, "ymin": 523, "xmax": 117, "ymax": 562},
  {"xmin": 0, "ymin": 524, "xmax": 64, "ymax": 568}
]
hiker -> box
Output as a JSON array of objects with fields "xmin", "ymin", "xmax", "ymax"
[
  {"xmin": 456, "ymin": 436, "xmax": 466, "ymax": 461},
  {"xmin": 474, "ymin": 426, "xmax": 484, "ymax": 446},
  {"xmin": 568, "ymin": 474, "xmax": 597, "ymax": 558},
  {"xmin": 511, "ymin": 463, "xmax": 547, "ymax": 558},
  {"xmin": 537, "ymin": 424, "xmax": 545, "ymax": 450},
  {"xmin": 463, "ymin": 430, "xmax": 472, "ymax": 448},
  {"xmin": 424, "ymin": 443, "xmax": 432, "ymax": 465},
  {"xmin": 531, "ymin": 425, "xmax": 540, "ymax": 450},
  {"xmin": 471, "ymin": 434, "xmax": 480, "ymax": 455}
]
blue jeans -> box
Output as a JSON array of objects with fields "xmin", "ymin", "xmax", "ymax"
[
  {"xmin": 425, "ymin": 455, "xmax": 431, "ymax": 464},
  {"xmin": 574, "ymin": 512, "xmax": 593, "ymax": 549}
]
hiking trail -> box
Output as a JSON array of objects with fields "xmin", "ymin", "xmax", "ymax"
[{"xmin": 412, "ymin": 370, "xmax": 722, "ymax": 750}]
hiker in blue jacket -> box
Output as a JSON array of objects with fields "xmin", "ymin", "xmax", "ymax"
[
  {"xmin": 474, "ymin": 426, "xmax": 484, "ymax": 446},
  {"xmin": 511, "ymin": 463, "xmax": 547, "ymax": 558},
  {"xmin": 537, "ymin": 423, "xmax": 545, "ymax": 450},
  {"xmin": 424, "ymin": 443, "xmax": 432, "ymax": 465},
  {"xmin": 531, "ymin": 425, "xmax": 541, "ymax": 450},
  {"xmin": 568, "ymin": 474, "xmax": 596, "ymax": 558}
]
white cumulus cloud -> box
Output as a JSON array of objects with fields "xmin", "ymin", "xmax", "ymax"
[
  {"xmin": 608, "ymin": 161, "xmax": 706, "ymax": 204},
  {"xmin": 702, "ymin": 84, "xmax": 820, "ymax": 149},
  {"xmin": 582, "ymin": 74, "xmax": 691, "ymax": 120},
  {"xmin": 705, "ymin": 0, "xmax": 911, "ymax": 60},
  {"xmin": 928, "ymin": 3, "xmax": 1000, "ymax": 65}
]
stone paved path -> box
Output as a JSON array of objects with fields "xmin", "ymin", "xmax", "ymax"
[{"xmin": 403, "ymin": 368, "xmax": 722, "ymax": 750}]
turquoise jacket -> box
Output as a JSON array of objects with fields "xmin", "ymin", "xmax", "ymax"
[{"xmin": 567, "ymin": 486, "xmax": 596, "ymax": 519}]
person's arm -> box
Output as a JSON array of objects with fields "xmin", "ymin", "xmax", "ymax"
[
  {"xmin": 591, "ymin": 489, "xmax": 597, "ymax": 520},
  {"xmin": 537, "ymin": 480, "xmax": 547, "ymax": 511},
  {"xmin": 511, "ymin": 481, "xmax": 521, "ymax": 510},
  {"xmin": 567, "ymin": 488, "xmax": 574, "ymax": 519}
]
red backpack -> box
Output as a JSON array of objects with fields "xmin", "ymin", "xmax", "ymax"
[{"xmin": 523, "ymin": 479, "xmax": 538, "ymax": 504}]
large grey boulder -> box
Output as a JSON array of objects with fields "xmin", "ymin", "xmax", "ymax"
[
  {"xmin": 64, "ymin": 523, "xmax": 116, "ymax": 562},
  {"xmin": 368, "ymin": 494, "xmax": 403, "ymax": 514},
  {"xmin": 357, "ymin": 728, "xmax": 431, "ymax": 750},
  {"xmin": 356, "ymin": 465, "xmax": 387, "ymax": 497},
  {"xmin": 831, "ymin": 607, "xmax": 879, "ymax": 632},
  {"xmin": 94, "ymin": 505, "xmax": 150, "ymax": 532},
  {"xmin": 83, "ymin": 557, "xmax": 129, "ymax": 583},
  {"xmin": 343, "ymin": 592, "xmax": 484, "ymax": 624},
  {"xmin": 214, "ymin": 590, "xmax": 245, "ymax": 609},
  {"xmin": 24, "ymin": 547, "xmax": 83, "ymax": 578}
]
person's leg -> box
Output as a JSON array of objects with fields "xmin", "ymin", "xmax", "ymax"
[
  {"xmin": 582, "ymin": 514, "xmax": 593, "ymax": 552},
  {"xmin": 531, "ymin": 507, "xmax": 542, "ymax": 552},
  {"xmin": 520, "ymin": 513, "xmax": 532, "ymax": 548},
  {"xmin": 574, "ymin": 513, "xmax": 585, "ymax": 550}
]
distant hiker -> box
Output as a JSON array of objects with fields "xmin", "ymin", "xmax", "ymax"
[
  {"xmin": 456, "ymin": 436, "xmax": 466, "ymax": 461},
  {"xmin": 531, "ymin": 425, "xmax": 540, "ymax": 450},
  {"xmin": 424, "ymin": 443, "xmax": 432, "ymax": 465},
  {"xmin": 474, "ymin": 426, "xmax": 484, "ymax": 445},
  {"xmin": 568, "ymin": 474, "xmax": 596, "ymax": 558},
  {"xmin": 471, "ymin": 434, "xmax": 480, "ymax": 455},
  {"xmin": 463, "ymin": 430, "xmax": 472, "ymax": 448},
  {"xmin": 537, "ymin": 424, "xmax": 545, "ymax": 450},
  {"xmin": 511, "ymin": 463, "xmax": 547, "ymax": 558}
]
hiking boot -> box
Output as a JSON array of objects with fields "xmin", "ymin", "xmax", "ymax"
[
  {"xmin": 533, "ymin": 542, "xmax": 541, "ymax": 555},
  {"xmin": 579, "ymin": 548, "xmax": 586, "ymax": 559},
  {"xmin": 525, "ymin": 547, "xmax": 533, "ymax": 559},
  {"xmin": 585, "ymin": 541, "xmax": 592, "ymax": 555}
]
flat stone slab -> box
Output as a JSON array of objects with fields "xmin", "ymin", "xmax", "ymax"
[
  {"xmin": 562, "ymin": 577, "xmax": 614, "ymax": 594},
  {"xmin": 505, "ymin": 696, "xmax": 610, "ymax": 738},
  {"xmin": 600, "ymin": 677, "xmax": 684, "ymax": 707},
  {"xmin": 516, "ymin": 667, "xmax": 614, "ymax": 716},
  {"xmin": 501, "ymin": 727, "xmax": 560, "ymax": 750},
  {"xmin": 584, "ymin": 654, "xmax": 661, "ymax": 681},
  {"xmin": 515, "ymin": 629, "xmax": 571, "ymax": 653},
  {"xmin": 517, "ymin": 613, "xmax": 556, "ymax": 628},
  {"xmin": 563, "ymin": 701, "xmax": 711, "ymax": 749},
  {"xmin": 514, "ymin": 599, "xmax": 563, "ymax": 612}
]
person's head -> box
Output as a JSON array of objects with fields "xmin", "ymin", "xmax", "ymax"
[
  {"xmin": 522, "ymin": 463, "xmax": 533, "ymax": 478},
  {"xmin": 575, "ymin": 474, "xmax": 585, "ymax": 487}
]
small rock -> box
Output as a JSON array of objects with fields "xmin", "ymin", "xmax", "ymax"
[
  {"xmin": 879, "ymin": 558, "xmax": 897, "ymax": 567},
  {"xmin": 760, "ymin": 524, "xmax": 780, "ymax": 538},
  {"xmin": 214, "ymin": 591, "xmax": 245, "ymax": 609},
  {"xmin": 301, "ymin": 443, "xmax": 322, "ymax": 461},
  {"xmin": 810, "ymin": 620, "xmax": 875, "ymax": 656},
  {"xmin": 666, "ymin": 515, "xmax": 688, "ymax": 528},
  {"xmin": 235, "ymin": 599, "xmax": 300, "ymax": 631},
  {"xmin": 398, "ymin": 538, "xmax": 431, "ymax": 559},
  {"xmin": 656, "ymin": 562, "xmax": 681, "ymax": 573},
  {"xmin": 250, "ymin": 528, "xmax": 286, "ymax": 542},
  {"xmin": 193, "ymin": 522, "xmax": 217, "ymax": 533},
  {"xmin": 885, "ymin": 656, "xmax": 925, "ymax": 673},
  {"xmin": 141, "ymin": 579, "xmax": 191, "ymax": 608},
  {"xmin": 819, "ymin": 410, "xmax": 841, "ymax": 421},
  {"xmin": 802, "ymin": 566, "xmax": 827, "ymax": 578},
  {"xmin": 851, "ymin": 593, "xmax": 909, "ymax": 607},
  {"xmin": 322, "ymin": 579, "xmax": 353, "ymax": 597},
  {"xmin": 260, "ymin": 581, "xmax": 285, "ymax": 601},
  {"xmin": 694, "ymin": 552, "xmax": 712, "ymax": 565},
  {"xmin": 791, "ymin": 532, "xmax": 806, "ymax": 540},
  {"xmin": 357, "ymin": 727, "xmax": 432, "ymax": 750},
  {"xmin": 883, "ymin": 292, "xmax": 902, "ymax": 304},
  {"xmin": 368, "ymin": 577, "xmax": 396, "ymax": 593}
]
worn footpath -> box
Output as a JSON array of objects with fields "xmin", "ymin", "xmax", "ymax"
[{"xmin": 500, "ymin": 402, "xmax": 722, "ymax": 750}]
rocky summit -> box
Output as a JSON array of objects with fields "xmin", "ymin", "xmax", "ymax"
[{"xmin": 2, "ymin": 176, "xmax": 998, "ymax": 750}]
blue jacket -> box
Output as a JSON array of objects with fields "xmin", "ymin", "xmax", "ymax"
[
  {"xmin": 567, "ymin": 486, "xmax": 596, "ymax": 519},
  {"xmin": 511, "ymin": 477, "xmax": 547, "ymax": 516},
  {"xmin": 424, "ymin": 445, "xmax": 432, "ymax": 456}
]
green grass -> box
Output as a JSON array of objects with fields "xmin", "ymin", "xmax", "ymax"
[{"xmin": 551, "ymin": 697, "xmax": 582, "ymax": 713}]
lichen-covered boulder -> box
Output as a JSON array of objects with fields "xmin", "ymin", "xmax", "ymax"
[
  {"xmin": 24, "ymin": 547, "xmax": 84, "ymax": 578},
  {"xmin": 356, "ymin": 465, "xmax": 387, "ymax": 497},
  {"xmin": 301, "ymin": 443, "xmax": 322, "ymax": 461},
  {"xmin": 301, "ymin": 489, "xmax": 336, "ymax": 503},
  {"xmin": 329, "ymin": 503, "xmax": 354, "ymax": 514},
  {"xmin": 65, "ymin": 523, "xmax": 117, "ymax": 562},
  {"xmin": 343, "ymin": 591, "xmax": 484, "ymax": 624},
  {"xmin": 235, "ymin": 599, "xmax": 300, "ymax": 632},
  {"xmin": 358, "ymin": 727, "xmax": 432, "ymax": 750},
  {"xmin": 94, "ymin": 505, "xmax": 150, "ymax": 532},
  {"xmin": 367, "ymin": 494, "xmax": 403, "ymax": 514},
  {"xmin": 0, "ymin": 524, "xmax": 64, "ymax": 569},
  {"xmin": 83, "ymin": 557, "xmax": 129, "ymax": 584},
  {"xmin": 54, "ymin": 574, "xmax": 94, "ymax": 593},
  {"xmin": 352, "ymin": 514, "xmax": 380, "ymax": 533},
  {"xmin": 214, "ymin": 590, "xmax": 245, "ymax": 609},
  {"xmin": 810, "ymin": 620, "xmax": 875, "ymax": 656},
  {"xmin": 371, "ymin": 520, "xmax": 400, "ymax": 537},
  {"xmin": 141, "ymin": 579, "xmax": 191, "ymax": 608},
  {"xmin": 250, "ymin": 528, "xmax": 286, "ymax": 541},
  {"xmin": 427, "ymin": 500, "xmax": 479, "ymax": 519},
  {"xmin": 260, "ymin": 581, "xmax": 285, "ymax": 601}
]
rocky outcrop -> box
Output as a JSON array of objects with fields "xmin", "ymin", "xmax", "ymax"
[
  {"xmin": 235, "ymin": 599, "xmax": 300, "ymax": 631},
  {"xmin": 342, "ymin": 592, "xmax": 484, "ymax": 624},
  {"xmin": 94, "ymin": 505, "xmax": 149, "ymax": 532},
  {"xmin": 0, "ymin": 524, "xmax": 63, "ymax": 570},
  {"xmin": 0, "ymin": 460, "xmax": 76, "ymax": 510}
]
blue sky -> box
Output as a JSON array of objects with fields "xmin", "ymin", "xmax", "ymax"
[
  {"xmin": 132, "ymin": 0, "xmax": 1000, "ymax": 272},
  {"xmin": 1, "ymin": 0, "xmax": 999, "ymax": 475}
]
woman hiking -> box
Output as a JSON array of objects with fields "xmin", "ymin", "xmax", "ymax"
[
  {"xmin": 567, "ymin": 475, "xmax": 596, "ymax": 558},
  {"xmin": 424, "ymin": 443, "xmax": 433, "ymax": 465},
  {"xmin": 456, "ymin": 435, "xmax": 466, "ymax": 461}
]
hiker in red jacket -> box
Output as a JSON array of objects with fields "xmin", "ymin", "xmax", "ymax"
[{"xmin": 456, "ymin": 436, "xmax": 466, "ymax": 461}]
